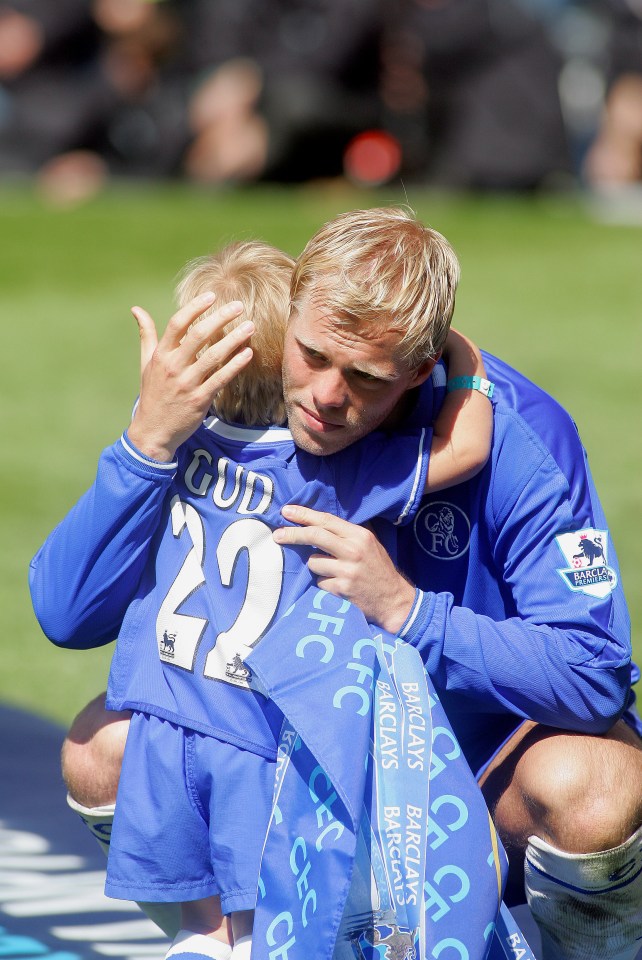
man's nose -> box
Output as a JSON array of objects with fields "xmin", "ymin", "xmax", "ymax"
[{"xmin": 312, "ymin": 369, "xmax": 348, "ymax": 409}]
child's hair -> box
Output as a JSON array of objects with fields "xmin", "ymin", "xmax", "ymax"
[{"xmin": 176, "ymin": 241, "xmax": 294, "ymax": 426}]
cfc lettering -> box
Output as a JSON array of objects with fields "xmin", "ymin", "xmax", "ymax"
[
  {"xmin": 313, "ymin": 590, "xmax": 350, "ymax": 615},
  {"xmin": 424, "ymin": 866, "xmax": 471, "ymax": 922},
  {"xmin": 296, "ymin": 590, "xmax": 350, "ymax": 663},
  {"xmin": 289, "ymin": 838, "xmax": 317, "ymax": 928},
  {"xmin": 266, "ymin": 911, "xmax": 296, "ymax": 960},
  {"xmin": 333, "ymin": 633, "xmax": 378, "ymax": 718},
  {"xmin": 432, "ymin": 938, "xmax": 469, "ymax": 959},
  {"xmin": 308, "ymin": 765, "xmax": 345, "ymax": 849},
  {"xmin": 427, "ymin": 795, "xmax": 469, "ymax": 850},
  {"xmin": 295, "ymin": 633, "xmax": 334, "ymax": 662},
  {"xmin": 430, "ymin": 726, "xmax": 461, "ymax": 780},
  {"xmin": 306, "ymin": 611, "xmax": 346, "ymax": 635}
]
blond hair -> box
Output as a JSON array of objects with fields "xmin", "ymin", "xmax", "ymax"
[
  {"xmin": 291, "ymin": 207, "xmax": 460, "ymax": 369},
  {"xmin": 176, "ymin": 241, "xmax": 293, "ymax": 425}
]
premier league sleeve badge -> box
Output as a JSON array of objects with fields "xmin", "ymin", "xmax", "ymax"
[{"xmin": 555, "ymin": 528, "xmax": 618, "ymax": 599}]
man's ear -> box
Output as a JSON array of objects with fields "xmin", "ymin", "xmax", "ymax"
[{"xmin": 407, "ymin": 352, "xmax": 441, "ymax": 390}]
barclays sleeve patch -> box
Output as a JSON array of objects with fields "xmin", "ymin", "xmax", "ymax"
[{"xmin": 555, "ymin": 528, "xmax": 617, "ymax": 599}]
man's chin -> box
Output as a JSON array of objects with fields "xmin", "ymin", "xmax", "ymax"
[{"xmin": 288, "ymin": 420, "xmax": 352, "ymax": 457}]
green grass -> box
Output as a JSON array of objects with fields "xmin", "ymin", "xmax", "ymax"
[{"xmin": 2, "ymin": 182, "xmax": 640, "ymax": 728}]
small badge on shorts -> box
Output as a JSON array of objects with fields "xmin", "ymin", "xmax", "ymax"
[{"xmin": 555, "ymin": 528, "xmax": 617, "ymax": 599}]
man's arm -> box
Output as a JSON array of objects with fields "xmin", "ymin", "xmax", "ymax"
[
  {"xmin": 30, "ymin": 294, "xmax": 255, "ymax": 647},
  {"xmin": 273, "ymin": 476, "xmax": 632, "ymax": 734},
  {"xmin": 29, "ymin": 437, "xmax": 175, "ymax": 648}
]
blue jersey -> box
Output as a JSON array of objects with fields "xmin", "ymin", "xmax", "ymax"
[
  {"xmin": 29, "ymin": 354, "xmax": 637, "ymax": 773},
  {"xmin": 30, "ymin": 414, "xmax": 430, "ymax": 759},
  {"xmin": 385, "ymin": 351, "xmax": 637, "ymax": 775}
]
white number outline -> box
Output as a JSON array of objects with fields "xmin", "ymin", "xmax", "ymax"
[{"xmin": 156, "ymin": 496, "xmax": 284, "ymax": 690}]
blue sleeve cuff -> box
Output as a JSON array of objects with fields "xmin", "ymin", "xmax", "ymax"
[
  {"xmin": 397, "ymin": 589, "xmax": 435, "ymax": 646},
  {"xmin": 118, "ymin": 430, "xmax": 178, "ymax": 476}
]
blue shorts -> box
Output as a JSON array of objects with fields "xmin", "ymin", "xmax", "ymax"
[{"xmin": 105, "ymin": 712, "xmax": 276, "ymax": 914}]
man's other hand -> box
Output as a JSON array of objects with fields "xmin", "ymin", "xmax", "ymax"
[{"xmin": 274, "ymin": 505, "xmax": 416, "ymax": 634}]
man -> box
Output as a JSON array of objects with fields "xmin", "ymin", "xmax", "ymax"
[
  {"xmin": 272, "ymin": 214, "xmax": 642, "ymax": 960},
  {"xmin": 34, "ymin": 208, "xmax": 641, "ymax": 960}
]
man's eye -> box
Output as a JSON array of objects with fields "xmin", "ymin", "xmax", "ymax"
[
  {"xmin": 354, "ymin": 370, "xmax": 382, "ymax": 384},
  {"xmin": 304, "ymin": 346, "xmax": 325, "ymax": 363}
]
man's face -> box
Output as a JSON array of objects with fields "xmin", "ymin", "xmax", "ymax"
[{"xmin": 282, "ymin": 296, "xmax": 435, "ymax": 456}]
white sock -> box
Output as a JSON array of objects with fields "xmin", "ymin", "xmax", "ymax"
[
  {"xmin": 230, "ymin": 934, "xmax": 252, "ymax": 960},
  {"xmin": 66, "ymin": 793, "xmax": 181, "ymax": 939},
  {"xmin": 66, "ymin": 793, "xmax": 115, "ymax": 855},
  {"xmin": 165, "ymin": 930, "xmax": 232, "ymax": 960},
  {"xmin": 525, "ymin": 825, "xmax": 642, "ymax": 960}
]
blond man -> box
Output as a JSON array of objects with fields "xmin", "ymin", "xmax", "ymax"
[{"xmin": 32, "ymin": 221, "xmax": 494, "ymax": 959}]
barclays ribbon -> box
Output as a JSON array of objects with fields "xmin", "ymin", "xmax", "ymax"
[
  {"xmin": 248, "ymin": 589, "xmax": 377, "ymax": 960},
  {"xmin": 350, "ymin": 635, "xmax": 432, "ymax": 960},
  {"xmin": 247, "ymin": 587, "xmax": 536, "ymax": 960}
]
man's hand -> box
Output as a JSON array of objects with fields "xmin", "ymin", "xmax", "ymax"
[
  {"xmin": 273, "ymin": 505, "xmax": 416, "ymax": 634},
  {"xmin": 127, "ymin": 293, "xmax": 254, "ymax": 462}
]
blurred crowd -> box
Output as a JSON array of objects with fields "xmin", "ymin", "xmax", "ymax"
[{"xmin": 1, "ymin": 0, "xmax": 641, "ymax": 202}]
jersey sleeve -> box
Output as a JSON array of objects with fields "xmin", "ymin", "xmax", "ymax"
[
  {"xmin": 29, "ymin": 433, "xmax": 176, "ymax": 649},
  {"xmin": 330, "ymin": 427, "xmax": 432, "ymax": 526},
  {"xmin": 399, "ymin": 410, "xmax": 631, "ymax": 733}
]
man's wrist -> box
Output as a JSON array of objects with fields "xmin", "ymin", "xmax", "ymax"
[
  {"xmin": 122, "ymin": 428, "xmax": 178, "ymax": 466},
  {"xmin": 380, "ymin": 577, "xmax": 417, "ymax": 634},
  {"xmin": 126, "ymin": 423, "xmax": 177, "ymax": 464}
]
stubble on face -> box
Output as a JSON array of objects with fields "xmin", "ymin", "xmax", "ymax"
[{"xmin": 281, "ymin": 298, "xmax": 420, "ymax": 457}]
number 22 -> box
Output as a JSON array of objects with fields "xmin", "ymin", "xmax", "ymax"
[{"xmin": 156, "ymin": 496, "xmax": 284, "ymax": 689}]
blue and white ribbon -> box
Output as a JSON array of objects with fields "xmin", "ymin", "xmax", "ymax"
[{"xmin": 247, "ymin": 587, "xmax": 536, "ymax": 960}]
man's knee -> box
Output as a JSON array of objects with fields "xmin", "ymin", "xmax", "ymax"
[
  {"xmin": 61, "ymin": 692, "xmax": 130, "ymax": 808},
  {"xmin": 484, "ymin": 720, "xmax": 642, "ymax": 855}
]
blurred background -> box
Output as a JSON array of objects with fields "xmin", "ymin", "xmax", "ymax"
[
  {"xmin": 1, "ymin": 0, "xmax": 642, "ymax": 199},
  {"xmin": 1, "ymin": 0, "xmax": 641, "ymax": 729}
]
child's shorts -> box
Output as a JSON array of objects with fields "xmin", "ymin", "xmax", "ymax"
[{"xmin": 105, "ymin": 711, "xmax": 276, "ymax": 914}]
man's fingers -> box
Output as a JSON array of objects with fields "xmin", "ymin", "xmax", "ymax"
[
  {"xmin": 168, "ymin": 295, "xmax": 247, "ymax": 358},
  {"xmin": 131, "ymin": 305, "xmax": 158, "ymax": 377},
  {"xmin": 196, "ymin": 318, "xmax": 255, "ymax": 376},
  {"xmin": 307, "ymin": 553, "xmax": 341, "ymax": 578},
  {"xmin": 274, "ymin": 506, "xmax": 372, "ymax": 557},
  {"xmin": 186, "ymin": 299, "xmax": 248, "ymax": 356},
  {"xmin": 163, "ymin": 291, "xmax": 219, "ymax": 349},
  {"xmin": 202, "ymin": 345, "xmax": 254, "ymax": 401},
  {"xmin": 279, "ymin": 504, "xmax": 355, "ymax": 538},
  {"xmin": 272, "ymin": 523, "xmax": 342, "ymax": 556}
]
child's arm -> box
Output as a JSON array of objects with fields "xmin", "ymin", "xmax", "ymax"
[{"xmin": 426, "ymin": 328, "xmax": 494, "ymax": 492}]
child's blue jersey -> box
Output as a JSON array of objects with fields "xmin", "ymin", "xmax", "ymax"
[
  {"xmin": 387, "ymin": 351, "xmax": 637, "ymax": 775},
  {"xmin": 30, "ymin": 416, "xmax": 430, "ymax": 759}
]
